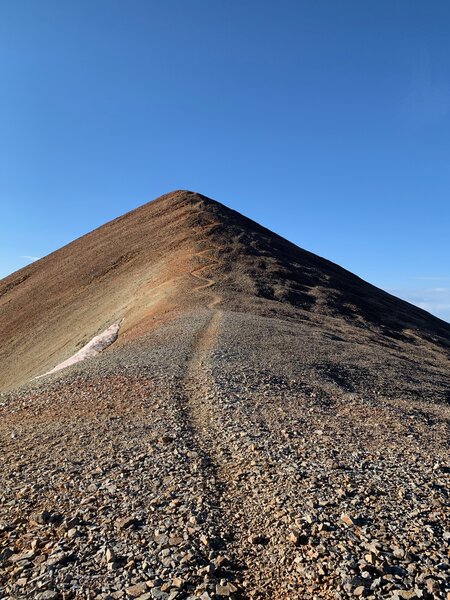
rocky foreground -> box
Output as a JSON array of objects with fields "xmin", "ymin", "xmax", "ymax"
[{"xmin": 1, "ymin": 310, "xmax": 449, "ymax": 600}]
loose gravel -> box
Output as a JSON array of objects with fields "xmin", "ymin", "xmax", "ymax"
[{"xmin": 0, "ymin": 309, "xmax": 449, "ymax": 599}]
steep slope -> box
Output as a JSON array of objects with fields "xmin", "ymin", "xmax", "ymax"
[
  {"xmin": 0, "ymin": 191, "xmax": 449, "ymax": 600},
  {"xmin": 0, "ymin": 191, "xmax": 212, "ymax": 389}
]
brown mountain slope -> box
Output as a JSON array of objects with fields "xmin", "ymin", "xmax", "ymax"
[
  {"xmin": 0, "ymin": 191, "xmax": 449, "ymax": 600},
  {"xmin": 0, "ymin": 189, "xmax": 448, "ymax": 391}
]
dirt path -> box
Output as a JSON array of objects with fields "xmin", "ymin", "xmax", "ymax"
[
  {"xmin": 185, "ymin": 217, "xmax": 223, "ymax": 433},
  {"xmin": 169, "ymin": 222, "xmax": 246, "ymax": 593}
]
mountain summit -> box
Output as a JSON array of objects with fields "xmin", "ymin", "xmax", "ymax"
[{"xmin": 0, "ymin": 191, "xmax": 449, "ymax": 599}]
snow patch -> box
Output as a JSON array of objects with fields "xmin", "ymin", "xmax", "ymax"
[{"xmin": 35, "ymin": 320, "xmax": 122, "ymax": 379}]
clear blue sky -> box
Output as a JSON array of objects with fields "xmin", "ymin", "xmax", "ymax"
[{"xmin": 1, "ymin": 1, "xmax": 449, "ymax": 321}]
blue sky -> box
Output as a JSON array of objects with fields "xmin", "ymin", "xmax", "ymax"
[{"xmin": 1, "ymin": 1, "xmax": 449, "ymax": 322}]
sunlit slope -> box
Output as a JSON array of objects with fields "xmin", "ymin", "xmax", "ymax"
[{"xmin": 0, "ymin": 191, "xmax": 202, "ymax": 389}]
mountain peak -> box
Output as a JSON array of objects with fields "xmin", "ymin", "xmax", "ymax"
[{"xmin": 0, "ymin": 190, "xmax": 449, "ymax": 391}]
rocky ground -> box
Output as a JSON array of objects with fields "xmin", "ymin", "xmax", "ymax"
[{"xmin": 0, "ymin": 309, "xmax": 449, "ymax": 600}]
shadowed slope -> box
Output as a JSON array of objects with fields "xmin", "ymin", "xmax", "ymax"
[{"xmin": 192, "ymin": 196, "xmax": 450, "ymax": 343}]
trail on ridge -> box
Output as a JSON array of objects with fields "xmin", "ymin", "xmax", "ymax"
[{"xmin": 183, "ymin": 216, "xmax": 224, "ymax": 440}]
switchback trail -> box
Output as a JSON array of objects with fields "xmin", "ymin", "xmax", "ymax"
[
  {"xmin": 189, "ymin": 219, "xmax": 223, "ymax": 310},
  {"xmin": 184, "ymin": 216, "xmax": 223, "ymax": 439}
]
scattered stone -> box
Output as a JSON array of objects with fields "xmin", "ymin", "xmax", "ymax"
[
  {"xmin": 65, "ymin": 516, "xmax": 81, "ymax": 529},
  {"xmin": 340, "ymin": 513, "xmax": 355, "ymax": 527},
  {"xmin": 126, "ymin": 582, "xmax": 149, "ymax": 597},
  {"xmin": 248, "ymin": 534, "xmax": 267, "ymax": 545},
  {"xmin": 0, "ymin": 547, "xmax": 14, "ymax": 564},
  {"xmin": 169, "ymin": 535, "xmax": 183, "ymax": 546},
  {"xmin": 115, "ymin": 516, "xmax": 137, "ymax": 530},
  {"xmin": 150, "ymin": 589, "xmax": 168, "ymax": 599},
  {"xmin": 30, "ymin": 510, "xmax": 52, "ymax": 525},
  {"xmin": 215, "ymin": 581, "xmax": 237, "ymax": 596},
  {"xmin": 10, "ymin": 549, "xmax": 35, "ymax": 563},
  {"xmin": 46, "ymin": 551, "xmax": 70, "ymax": 567},
  {"xmin": 171, "ymin": 577, "xmax": 183, "ymax": 588},
  {"xmin": 36, "ymin": 592, "xmax": 59, "ymax": 600},
  {"xmin": 105, "ymin": 548, "xmax": 116, "ymax": 563},
  {"xmin": 288, "ymin": 530, "xmax": 308, "ymax": 546}
]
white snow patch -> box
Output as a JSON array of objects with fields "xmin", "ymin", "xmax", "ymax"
[{"xmin": 35, "ymin": 320, "xmax": 122, "ymax": 380}]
